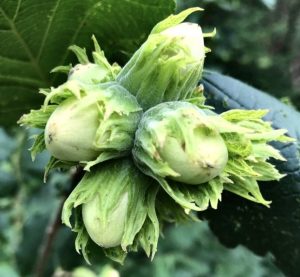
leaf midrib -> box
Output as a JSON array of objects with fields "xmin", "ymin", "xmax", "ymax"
[
  {"xmin": 36, "ymin": 0, "xmax": 61, "ymax": 62},
  {"xmin": 0, "ymin": 6, "xmax": 49, "ymax": 86}
]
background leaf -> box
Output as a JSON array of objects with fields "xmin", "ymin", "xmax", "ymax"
[
  {"xmin": 202, "ymin": 71, "xmax": 300, "ymax": 277},
  {"xmin": 0, "ymin": 0, "xmax": 175, "ymax": 127},
  {"xmin": 121, "ymin": 222, "xmax": 283, "ymax": 277}
]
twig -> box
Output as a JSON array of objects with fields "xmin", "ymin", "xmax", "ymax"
[
  {"xmin": 34, "ymin": 167, "xmax": 84, "ymax": 277},
  {"xmin": 34, "ymin": 198, "xmax": 65, "ymax": 277}
]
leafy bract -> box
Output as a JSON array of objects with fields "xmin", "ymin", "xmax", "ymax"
[
  {"xmin": 133, "ymin": 103, "xmax": 294, "ymax": 211},
  {"xmin": 116, "ymin": 8, "xmax": 210, "ymax": 109},
  {"xmin": 20, "ymin": 80, "xmax": 142, "ymax": 174},
  {"xmin": 61, "ymin": 159, "xmax": 160, "ymax": 264}
]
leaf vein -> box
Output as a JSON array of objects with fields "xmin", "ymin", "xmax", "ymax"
[
  {"xmin": 123, "ymin": 0, "xmax": 172, "ymax": 8},
  {"xmin": 0, "ymin": 7, "xmax": 49, "ymax": 85},
  {"xmin": 0, "ymin": 54, "xmax": 30, "ymax": 64},
  {"xmin": 52, "ymin": 1, "xmax": 103, "ymax": 83},
  {"xmin": 37, "ymin": 0, "xmax": 61, "ymax": 62},
  {"xmin": 0, "ymin": 74, "xmax": 45, "ymax": 87},
  {"xmin": 12, "ymin": 0, "xmax": 22, "ymax": 22}
]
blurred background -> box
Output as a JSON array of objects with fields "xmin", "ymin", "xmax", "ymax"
[
  {"xmin": 1, "ymin": 0, "xmax": 299, "ymax": 276},
  {"xmin": 178, "ymin": 0, "xmax": 300, "ymax": 104}
]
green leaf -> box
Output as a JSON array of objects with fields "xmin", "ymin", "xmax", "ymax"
[
  {"xmin": 74, "ymin": 224, "xmax": 91, "ymax": 264},
  {"xmin": 221, "ymin": 109, "xmax": 268, "ymax": 122},
  {"xmin": 68, "ymin": 45, "xmax": 89, "ymax": 65},
  {"xmin": 225, "ymin": 158, "xmax": 260, "ymax": 178},
  {"xmin": 224, "ymin": 176, "xmax": 271, "ymax": 207},
  {"xmin": 29, "ymin": 132, "xmax": 46, "ymax": 161},
  {"xmin": 156, "ymin": 177, "xmax": 202, "ymax": 211},
  {"xmin": 50, "ymin": 64, "xmax": 72, "ymax": 74},
  {"xmin": 155, "ymin": 176, "xmax": 224, "ymax": 212},
  {"xmin": 221, "ymin": 132, "xmax": 252, "ymax": 157},
  {"xmin": 250, "ymin": 161, "xmax": 285, "ymax": 181},
  {"xmin": 157, "ymin": 194, "xmax": 198, "ymax": 223},
  {"xmin": 44, "ymin": 156, "xmax": 74, "ymax": 183},
  {"xmin": 0, "ymin": 0, "xmax": 175, "ymax": 127},
  {"xmin": 246, "ymin": 129, "xmax": 288, "ymax": 142},
  {"xmin": 103, "ymin": 247, "xmax": 127, "ymax": 265},
  {"xmin": 138, "ymin": 186, "xmax": 160, "ymax": 259},
  {"xmin": 251, "ymin": 143, "xmax": 286, "ymax": 161},
  {"xmin": 151, "ymin": 7, "xmax": 202, "ymax": 34},
  {"xmin": 18, "ymin": 105, "xmax": 56, "ymax": 129},
  {"xmin": 62, "ymin": 159, "xmax": 161, "ymax": 264}
]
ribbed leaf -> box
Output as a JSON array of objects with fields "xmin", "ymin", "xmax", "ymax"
[{"xmin": 0, "ymin": 0, "xmax": 175, "ymax": 127}]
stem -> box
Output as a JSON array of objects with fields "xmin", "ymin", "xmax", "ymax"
[
  {"xmin": 34, "ymin": 167, "xmax": 83, "ymax": 277},
  {"xmin": 34, "ymin": 197, "xmax": 65, "ymax": 277}
]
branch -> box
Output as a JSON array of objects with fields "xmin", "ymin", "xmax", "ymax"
[
  {"xmin": 34, "ymin": 197, "xmax": 65, "ymax": 277},
  {"xmin": 34, "ymin": 167, "xmax": 84, "ymax": 277}
]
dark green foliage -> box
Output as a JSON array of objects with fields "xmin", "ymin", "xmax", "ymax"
[{"xmin": 202, "ymin": 71, "xmax": 300, "ymax": 277}]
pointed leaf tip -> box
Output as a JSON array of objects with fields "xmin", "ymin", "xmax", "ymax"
[
  {"xmin": 151, "ymin": 7, "xmax": 204, "ymax": 34},
  {"xmin": 68, "ymin": 45, "xmax": 89, "ymax": 64}
]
